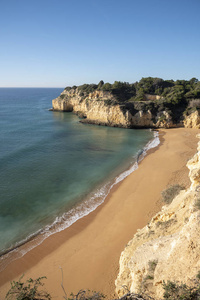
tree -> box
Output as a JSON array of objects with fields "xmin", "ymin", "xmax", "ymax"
[
  {"xmin": 97, "ymin": 80, "xmax": 104, "ymax": 90},
  {"xmin": 101, "ymin": 82, "xmax": 112, "ymax": 91}
]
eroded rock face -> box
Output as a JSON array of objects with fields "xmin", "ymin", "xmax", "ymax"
[
  {"xmin": 184, "ymin": 111, "xmax": 200, "ymax": 129},
  {"xmin": 52, "ymin": 90, "xmax": 130, "ymax": 127},
  {"xmin": 52, "ymin": 89, "xmax": 200, "ymax": 129},
  {"xmin": 115, "ymin": 135, "xmax": 200, "ymax": 299},
  {"xmin": 52, "ymin": 90, "xmax": 177, "ymax": 129}
]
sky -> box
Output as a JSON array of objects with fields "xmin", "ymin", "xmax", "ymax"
[{"xmin": 0, "ymin": 0, "xmax": 200, "ymax": 87}]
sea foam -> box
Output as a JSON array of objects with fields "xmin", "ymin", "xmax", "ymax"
[{"xmin": 0, "ymin": 130, "xmax": 160, "ymax": 271}]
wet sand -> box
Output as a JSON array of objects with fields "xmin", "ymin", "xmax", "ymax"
[{"xmin": 0, "ymin": 128, "xmax": 199, "ymax": 299}]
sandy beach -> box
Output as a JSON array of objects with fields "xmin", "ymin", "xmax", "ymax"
[{"xmin": 0, "ymin": 128, "xmax": 199, "ymax": 299}]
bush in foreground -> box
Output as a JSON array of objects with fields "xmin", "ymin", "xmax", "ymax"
[
  {"xmin": 5, "ymin": 275, "xmax": 51, "ymax": 300},
  {"xmin": 162, "ymin": 280, "xmax": 200, "ymax": 299},
  {"xmin": 66, "ymin": 290, "xmax": 105, "ymax": 300},
  {"xmin": 5, "ymin": 272, "xmax": 200, "ymax": 300}
]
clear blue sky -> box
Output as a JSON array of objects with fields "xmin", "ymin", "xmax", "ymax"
[{"xmin": 0, "ymin": 0, "xmax": 200, "ymax": 87}]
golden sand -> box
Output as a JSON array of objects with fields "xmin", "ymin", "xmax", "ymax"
[{"xmin": 0, "ymin": 128, "xmax": 199, "ymax": 299}]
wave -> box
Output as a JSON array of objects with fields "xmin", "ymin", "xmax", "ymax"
[{"xmin": 0, "ymin": 130, "xmax": 160, "ymax": 271}]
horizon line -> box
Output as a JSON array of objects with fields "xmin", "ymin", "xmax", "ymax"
[{"xmin": 0, "ymin": 86, "xmax": 65, "ymax": 88}]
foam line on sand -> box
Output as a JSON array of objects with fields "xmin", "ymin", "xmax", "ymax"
[{"xmin": 0, "ymin": 128, "xmax": 199, "ymax": 300}]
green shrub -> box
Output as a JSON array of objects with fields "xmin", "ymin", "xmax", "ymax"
[
  {"xmin": 66, "ymin": 290, "xmax": 105, "ymax": 300},
  {"xmin": 148, "ymin": 260, "xmax": 158, "ymax": 272},
  {"xmin": 144, "ymin": 275, "xmax": 154, "ymax": 281},
  {"xmin": 162, "ymin": 280, "xmax": 200, "ymax": 299},
  {"xmin": 78, "ymin": 84, "xmax": 98, "ymax": 96},
  {"xmin": 5, "ymin": 272, "xmax": 200, "ymax": 300},
  {"xmin": 97, "ymin": 80, "xmax": 104, "ymax": 90},
  {"xmin": 101, "ymin": 82, "xmax": 112, "ymax": 91},
  {"xmin": 158, "ymin": 114, "xmax": 167, "ymax": 122},
  {"xmin": 161, "ymin": 184, "xmax": 185, "ymax": 204},
  {"xmin": 64, "ymin": 86, "xmax": 72, "ymax": 91},
  {"xmin": 6, "ymin": 275, "xmax": 51, "ymax": 300}
]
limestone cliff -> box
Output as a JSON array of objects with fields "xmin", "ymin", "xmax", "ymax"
[
  {"xmin": 53, "ymin": 89, "xmax": 131, "ymax": 127},
  {"xmin": 52, "ymin": 85, "xmax": 200, "ymax": 129},
  {"xmin": 115, "ymin": 134, "xmax": 200, "ymax": 299},
  {"xmin": 52, "ymin": 89, "xmax": 178, "ymax": 129},
  {"xmin": 184, "ymin": 110, "xmax": 200, "ymax": 129}
]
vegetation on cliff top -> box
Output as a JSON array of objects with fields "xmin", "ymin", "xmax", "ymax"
[
  {"xmin": 64, "ymin": 77, "xmax": 200, "ymax": 104},
  {"xmin": 63, "ymin": 77, "xmax": 200, "ymax": 125}
]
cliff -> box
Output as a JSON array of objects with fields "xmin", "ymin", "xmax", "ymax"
[
  {"xmin": 184, "ymin": 110, "xmax": 200, "ymax": 129},
  {"xmin": 115, "ymin": 134, "xmax": 200, "ymax": 299},
  {"xmin": 53, "ymin": 89, "xmax": 131, "ymax": 128},
  {"xmin": 52, "ymin": 86, "xmax": 200, "ymax": 129}
]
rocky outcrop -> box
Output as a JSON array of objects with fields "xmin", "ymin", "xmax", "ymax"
[
  {"xmin": 52, "ymin": 89, "xmax": 179, "ymax": 129},
  {"xmin": 144, "ymin": 94, "xmax": 162, "ymax": 101},
  {"xmin": 184, "ymin": 110, "xmax": 200, "ymax": 129},
  {"xmin": 115, "ymin": 134, "xmax": 200, "ymax": 299},
  {"xmin": 53, "ymin": 90, "xmax": 131, "ymax": 127}
]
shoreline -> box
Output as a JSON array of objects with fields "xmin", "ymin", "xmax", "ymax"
[
  {"xmin": 0, "ymin": 128, "xmax": 199, "ymax": 299},
  {"xmin": 0, "ymin": 129, "xmax": 158, "ymax": 264}
]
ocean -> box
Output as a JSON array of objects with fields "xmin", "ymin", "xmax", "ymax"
[{"xmin": 0, "ymin": 88, "xmax": 159, "ymax": 266}]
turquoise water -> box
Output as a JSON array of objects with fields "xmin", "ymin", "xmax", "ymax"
[{"xmin": 0, "ymin": 88, "xmax": 156, "ymax": 256}]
